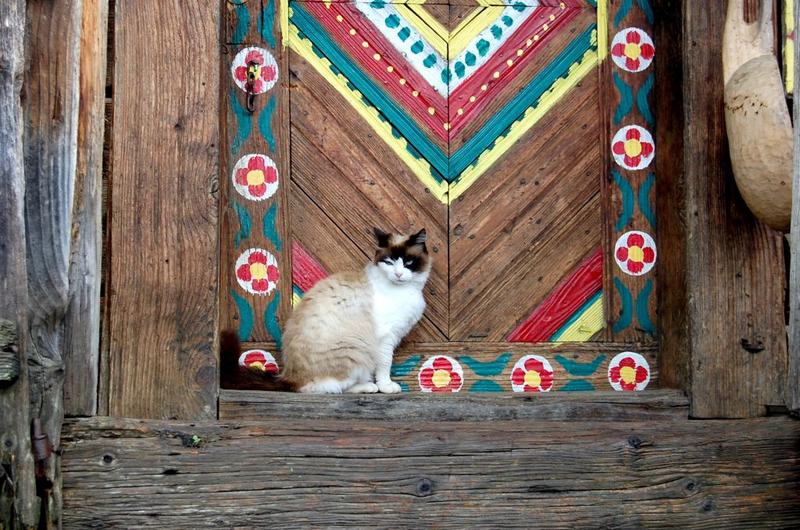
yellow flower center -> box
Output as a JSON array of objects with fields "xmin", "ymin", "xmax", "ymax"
[
  {"xmin": 624, "ymin": 42, "xmax": 642, "ymax": 60},
  {"xmin": 250, "ymin": 361, "xmax": 265, "ymax": 371},
  {"xmin": 628, "ymin": 245, "xmax": 644, "ymax": 262},
  {"xmin": 524, "ymin": 370, "xmax": 541, "ymax": 388},
  {"xmin": 247, "ymin": 169, "xmax": 265, "ymax": 186},
  {"xmin": 247, "ymin": 64, "xmax": 261, "ymax": 81},
  {"xmin": 624, "ymin": 139, "xmax": 642, "ymax": 158},
  {"xmin": 620, "ymin": 365, "xmax": 637, "ymax": 384},
  {"xmin": 432, "ymin": 369, "xmax": 451, "ymax": 388},
  {"xmin": 250, "ymin": 262, "xmax": 267, "ymax": 279}
]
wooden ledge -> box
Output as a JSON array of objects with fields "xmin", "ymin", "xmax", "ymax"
[{"xmin": 219, "ymin": 389, "xmax": 689, "ymax": 422}]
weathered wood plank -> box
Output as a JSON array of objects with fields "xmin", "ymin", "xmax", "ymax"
[
  {"xmin": 61, "ymin": 416, "xmax": 800, "ymax": 528},
  {"xmin": 790, "ymin": 0, "xmax": 800, "ymax": 415},
  {"xmin": 653, "ymin": 0, "xmax": 689, "ymax": 389},
  {"xmin": 107, "ymin": 0, "xmax": 219, "ymax": 419},
  {"xmin": 0, "ymin": 1, "xmax": 37, "ymax": 526},
  {"xmin": 64, "ymin": 0, "xmax": 108, "ymax": 418},
  {"xmin": 24, "ymin": 0, "xmax": 84, "ymax": 525},
  {"xmin": 684, "ymin": 0, "xmax": 788, "ymax": 417},
  {"xmin": 220, "ymin": 389, "xmax": 688, "ymax": 421}
]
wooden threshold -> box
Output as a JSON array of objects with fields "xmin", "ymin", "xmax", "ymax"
[
  {"xmin": 219, "ymin": 389, "xmax": 689, "ymax": 422},
  {"xmin": 62, "ymin": 416, "xmax": 800, "ymax": 528}
]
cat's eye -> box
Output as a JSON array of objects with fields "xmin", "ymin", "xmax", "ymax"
[
  {"xmin": 404, "ymin": 259, "xmax": 415, "ymax": 267},
  {"xmin": 380, "ymin": 258, "xmax": 393, "ymax": 265}
]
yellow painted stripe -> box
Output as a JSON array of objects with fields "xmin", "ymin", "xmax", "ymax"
[
  {"xmin": 448, "ymin": 42, "xmax": 599, "ymax": 202},
  {"xmin": 281, "ymin": 1, "xmax": 290, "ymax": 48},
  {"xmin": 396, "ymin": 4, "xmax": 449, "ymax": 57},
  {"xmin": 288, "ymin": 24, "xmax": 450, "ymax": 203},
  {"xmin": 449, "ymin": 7, "xmax": 505, "ymax": 59},
  {"xmin": 292, "ymin": 292, "xmax": 302, "ymax": 308},
  {"xmin": 597, "ymin": 0, "xmax": 608, "ymax": 61},
  {"xmin": 551, "ymin": 295, "xmax": 605, "ymax": 342}
]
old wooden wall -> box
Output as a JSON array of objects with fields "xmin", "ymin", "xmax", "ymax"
[
  {"xmin": 104, "ymin": 0, "xmax": 220, "ymax": 420},
  {"xmin": 791, "ymin": 0, "xmax": 800, "ymax": 415}
]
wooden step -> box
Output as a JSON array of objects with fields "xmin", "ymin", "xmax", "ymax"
[
  {"xmin": 62, "ymin": 416, "xmax": 800, "ymax": 528},
  {"xmin": 219, "ymin": 389, "xmax": 689, "ymax": 422}
]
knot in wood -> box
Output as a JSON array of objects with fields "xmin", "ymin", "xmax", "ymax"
[
  {"xmin": 0, "ymin": 319, "xmax": 20, "ymax": 384},
  {"xmin": 627, "ymin": 435, "xmax": 643, "ymax": 449},
  {"xmin": 415, "ymin": 477, "xmax": 434, "ymax": 497}
]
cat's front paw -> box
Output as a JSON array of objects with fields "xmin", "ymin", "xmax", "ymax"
[{"xmin": 377, "ymin": 380, "xmax": 402, "ymax": 394}]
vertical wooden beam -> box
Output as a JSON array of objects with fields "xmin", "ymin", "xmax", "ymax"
[
  {"xmin": 0, "ymin": 1, "xmax": 38, "ymax": 526},
  {"xmin": 107, "ymin": 0, "xmax": 219, "ymax": 419},
  {"xmin": 23, "ymin": 0, "xmax": 83, "ymax": 525},
  {"xmin": 683, "ymin": 0, "xmax": 788, "ymax": 418},
  {"xmin": 654, "ymin": 0, "xmax": 689, "ymax": 389},
  {"xmin": 789, "ymin": 0, "xmax": 800, "ymax": 415},
  {"xmin": 65, "ymin": 0, "xmax": 108, "ymax": 417}
]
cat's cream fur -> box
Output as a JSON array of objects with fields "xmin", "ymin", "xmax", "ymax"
[{"xmin": 279, "ymin": 229, "xmax": 431, "ymax": 394}]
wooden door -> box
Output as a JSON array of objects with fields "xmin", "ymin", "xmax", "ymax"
[{"xmin": 221, "ymin": 0, "xmax": 660, "ymax": 393}]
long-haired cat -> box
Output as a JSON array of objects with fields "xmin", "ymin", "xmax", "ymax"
[{"xmin": 221, "ymin": 227, "xmax": 431, "ymax": 394}]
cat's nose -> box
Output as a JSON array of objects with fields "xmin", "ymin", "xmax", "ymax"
[{"xmin": 394, "ymin": 271, "xmax": 403, "ymax": 278}]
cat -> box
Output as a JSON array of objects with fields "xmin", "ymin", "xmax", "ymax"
[{"xmin": 220, "ymin": 227, "xmax": 431, "ymax": 394}]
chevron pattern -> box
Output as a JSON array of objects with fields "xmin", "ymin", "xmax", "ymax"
[{"xmin": 286, "ymin": 0, "xmax": 605, "ymax": 202}]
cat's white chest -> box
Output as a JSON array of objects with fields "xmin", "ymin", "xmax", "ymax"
[{"xmin": 371, "ymin": 282, "xmax": 425, "ymax": 345}]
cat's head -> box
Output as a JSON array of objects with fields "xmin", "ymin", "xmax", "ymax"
[{"xmin": 372, "ymin": 227, "xmax": 431, "ymax": 285}]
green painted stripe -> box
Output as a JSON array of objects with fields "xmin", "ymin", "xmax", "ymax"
[
  {"xmin": 264, "ymin": 291, "xmax": 282, "ymax": 348},
  {"xmin": 555, "ymin": 354, "xmax": 606, "ymax": 377},
  {"xmin": 636, "ymin": 278, "xmax": 655, "ymax": 337},
  {"xmin": 262, "ymin": 202, "xmax": 281, "ymax": 252},
  {"xmin": 233, "ymin": 201, "xmax": 251, "ymax": 249},
  {"xmin": 469, "ymin": 380, "xmax": 505, "ymax": 392},
  {"xmin": 613, "ymin": 170, "xmax": 635, "ymax": 232},
  {"xmin": 391, "ymin": 355, "xmax": 422, "ymax": 377},
  {"xmin": 615, "ymin": 0, "xmax": 634, "ymax": 27},
  {"xmin": 638, "ymin": 172, "xmax": 656, "ymax": 229},
  {"xmin": 613, "ymin": 72, "xmax": 633, "ymax": 125},
  {"xmin": 550, "ymin": 290, "xmax": 603, "ymax": 341},
  {"xmin": 292, "ymin": 4, "xmax": 448, "ymax": 179},
  {"xmin": 232, "ymin": 3, "xmax": 251, "ymax": 44},
  {"xmin": 231, "ymin": 289, "xmax": 255, "ymax": 342},
  {"xmin": 259, "ymin": 0, "xmax": 276, "ymax": 49},
  {"xmin": 560, "ymin": 380, "xmax": 595, "ymax": 391},
  {"xmin": 612, "ymin": 278, "xmax": 633, "ymax": 334},
  {"xmin": 460, "ymin": 353, "xmax": 512, "ymax": 377},
  {"xmin": 449, "ymin": 25, "xmax": 596, "ymax": 178}
]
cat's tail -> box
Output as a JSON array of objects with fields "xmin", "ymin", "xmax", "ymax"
[{"xmin": 219, "ymin": 329, "xmax": 296, "ymax": 392}]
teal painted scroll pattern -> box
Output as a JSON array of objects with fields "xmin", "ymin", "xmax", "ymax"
[
  {"xmin": 230, "ymin": 87, "xmax": 253, "ymax": 156},
  {"xmin": 392, "ymin": 355, "xmax": 422, "ymax": 393},
  {"xmin": 636, "ymin": 278, "xmax": 655, "ymax": 337},
  {"xmin": 560, "ymin": 380, "xmax": 595, "ymax": 391},
  {"xmin": 636, "ymin": 73, "xmax": 655, "ymax": 126},
  {"xmin": 258, "ymin": 0, "xmax": 277, "ymax": 49},
  {"xmin": 614, "ymin": 0, "xmax": 634, "ymax": 27},
  {"xmin": 613, "ymin": 170, "xmax": 634, "ymax": 231},
  {"xmin": 231, "ymin": 289, "xmax": 255, "ymax": 341},
  {"xmin": 232, "ymin": 2, "xmax": 251, "ymax": 44},
  {"xmin": 258, "ymin": 95, "xmax": 277, "ymax": 153},
  {"xmin": 460, "ymin": 353, "xmax": 512, "ymax": 377},
  {"xmin": 264, "ymin": 292, "xmax": 282, "ymax": 348},
  {"xmin": 233, "ymin": 201, "xmax": 252, "ymax": 249},
  {"xmin": 469, "ymin": 380, "xmax": 504, "ymax": 392},
  {"xmin": 262, "ymin": 202, "xmax": 281, "ymax": 252},
  {"xmin": 612, "ymin": 278, "xmax": 633, "ymax": 334},
  {"xmin": 637, "ymin": 0, "xmax": 655, "ymax": 25},
  {"xmin": 613, "ymin": 73, "xmax": 633, "ymax": 125},
  {"xmin": 555, "ymin": 354, "xmax": 606, "ymax": 377},
  {"xmin": 638, "ymin": 173, "xmax": 656, "ymax": 229}
]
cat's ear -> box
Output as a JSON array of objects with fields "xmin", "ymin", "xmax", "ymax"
[
  {"xmin": 373, "ymin": 227, "xmax": 391, "ymax": 248},
  {"xmin": 410, "ymin": 228, "xmax": 427, "ymax": 246}
]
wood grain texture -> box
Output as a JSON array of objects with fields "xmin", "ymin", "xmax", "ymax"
[
  {"xmin": 62, "ymin": 416, "xmax": 800, "ymax": 528},
  {"xmin": 65, "ymin": 0, "xmax": 108, "ymax": 418},
  {"xmin": 449, "ymin": 78, "xmax": 601, "ymax": 340},
  {"xmin": 219, "ymin": 0, "xmax": 292, "ymax": 344},
  {"xmin": 683, "ymin": 0, "xmax": 788, "ymax": 418},
  {"xmin": 107, "ymin": 0, "xmax": 219, "ymax": 420},
  {"xmin": 289, "ymin": 48, "xmax": 449, "ymax": 341},
  {"xmin": 0, "ymin": 1, "xmax": 37, "ymax": 525},
  {"xmin": 653, "ymin": 0, "xmax": 688, "ymax": 389},
  {"xmin": 220, "ymin": 388, "xmax": 688, "ymax": 421},
  {"xmin": 23, "ymin": 1, "xmax": 84, "ymax": 525},
  {"xmin": 790, "ymin": 0, "xmax": 800, "ymax": 415}
]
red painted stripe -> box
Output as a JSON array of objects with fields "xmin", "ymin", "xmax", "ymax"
[
  {"xmin": 507, "ymin": 247, "xmax": 603, "ymax": 342},
  {"xmin": 304, "ymin": 2, "xmax": 448, "ymax": 143},
  {"xmin": 449, "ymin": 7, "xmax": 580, "ymax": 138},
  {"xmin": 292, "ymin": 241, "xmax": 328, "ymax": 293}
]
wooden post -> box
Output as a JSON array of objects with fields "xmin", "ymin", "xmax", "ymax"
[
  {"xmin": 683, "ymin": 0, "xmax": 788, "ymax": 418},
  {"xmin": 64, "ymin": 0, "xmax": 108, "ymax": 417},
  {"xmin": 23, "ymin": 0, "xmax": 83, "ymax": 525},
  {"xmin": 789, "ymin": 0, "xmax": 800, "ymax": 415},
  {"xmin": 0, "ymin": 0, "xmax": 39, "ymax": 526}
]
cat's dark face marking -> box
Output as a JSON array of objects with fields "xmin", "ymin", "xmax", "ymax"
[{"xmin": 372, "ymin": 228, "xmax": 431, "ymax": 283}]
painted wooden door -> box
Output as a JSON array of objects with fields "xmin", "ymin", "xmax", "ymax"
[{"xmin": 221, "ymin": 0, "xmax": 659, "ymax": 393}]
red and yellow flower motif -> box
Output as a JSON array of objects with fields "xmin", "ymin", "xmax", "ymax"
[
  {"xmin": 238, "ymin": 349, "xmax": 279, "ymax": 374},
  {"xmin": 231, "ymin": 47, "xmax": 278, "ymax": 94},
  {"xmin": 608, "ymin": 352, "xmax": 650, "ymax": 391},
  {"xmin": 233, "ymin": 154, "xmax": 278, "ymax": 201},
  {"xmin": 611, "ymin": 28, "xmax": 655, "ymax": 72},
  {"xmin": 510, "ymin": 355, "xmax": 554, "ymax": 392},
  {"xmin": 614, "ymin": 230, "xmax": 657, "ymax": 276},
  {"xmin": 418, "ymin": 356, "xmax": 463, "ymax": 393},
  {"xmin": 612, "ymin": 125, "xmax": 655, "ymax": 170},
  {"xmin": 235, "ymin": 248, "xmax": 279, "ymax": 295}
]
